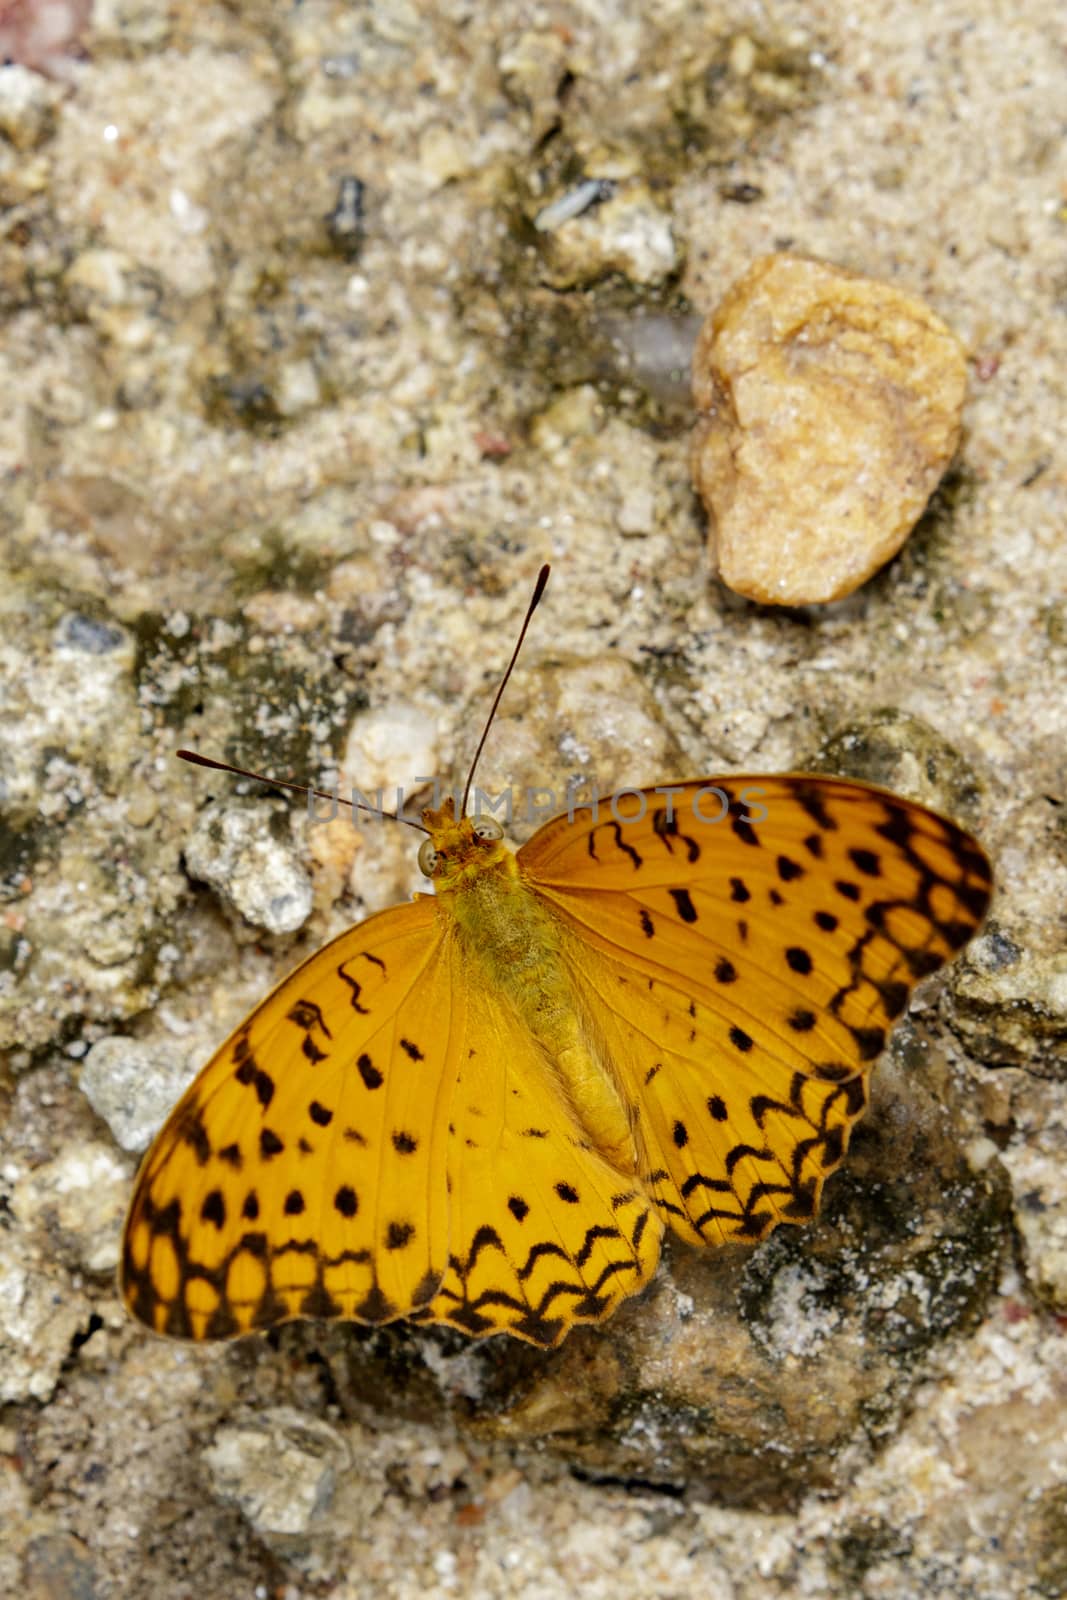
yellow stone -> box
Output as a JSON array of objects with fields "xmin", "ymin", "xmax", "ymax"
[{"xmin": 691, "ymin": 253, "xmax": 967, "ymax": 604}]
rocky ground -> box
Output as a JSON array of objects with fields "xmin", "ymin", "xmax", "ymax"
[{"xmin": 1, "ymin": 2, "xmax": 1065, "ymax": 1597}]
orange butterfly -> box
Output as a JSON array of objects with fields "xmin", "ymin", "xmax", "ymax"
[{"xmin": 122, "ymin": 568, "xmax": 992, "ymax": 1347}]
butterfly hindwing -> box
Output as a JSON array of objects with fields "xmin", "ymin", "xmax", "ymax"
[
  {"xmin": 413, "ymin": 944, "xmax": 663, "ymax": 1347},
  {"xmin": 520, "ymin": 775, "xmax": 993, "ymax": 1247},
  {"xmin": 121, "ymin": 898, "xmax": 456, "ymax": 1339}
]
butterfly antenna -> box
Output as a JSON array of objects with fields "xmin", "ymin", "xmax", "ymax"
[
  {"xmin": 176, "ymin": 750, "xmax": 430, "ymax": 834},
  {"xmin": 460, "ymin": 563, "xmax": 551, "ymax": 818}
]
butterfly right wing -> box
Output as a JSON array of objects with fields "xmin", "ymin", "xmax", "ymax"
[
  {"xmin": 122, "ymin": 897, "xmax": 460, "ymax": 1339},
  {"xmin": 519, "ymin": 776, "xmax": 992, "ymax": 1250}
]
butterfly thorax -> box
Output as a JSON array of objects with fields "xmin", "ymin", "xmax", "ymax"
[{"xmin": 423, "ymin": 802, "xmax": 637, "ymax": 1173}]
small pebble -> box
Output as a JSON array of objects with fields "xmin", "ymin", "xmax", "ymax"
[
  {"xmin": 183, "ymin": 802, "xmax": 313, "ymax": 935},
  {"xmin": 1001, "ymin": 1078, "xmax": 1067, "ymax": 1311},
  {"xmin": 22, "ymin": 1532, "xmax": 103, "ymax": 1600},
  {"xmin": 691, "ymin": 252, "xmax": 967, "ymax": 604},
  {"xmin": 343, "ymin": 704, "xmax": 440, "ymax": 793},
  {"xmin": 124, "ymin": 785, "xmax": 159, "ymax": 828},
  {"xmin": 533, "ymin": 178, "xmax": 615, "ymax": 233},
  {"xmin": 0, "ymin": 0, "xmax": 93, "ymax": 81},
  {"xmin": 80, "ymin": 1035, "xmax": 198, "ymax": 1152},
  {"xmin": 325, "ymin": 174, "xmax": 365, "ymax": 260},
  {"xmin": 537, "ymin": 182, "xmax": 678, "ymax": 289},
  {"xmin": 0, "ymin": 60, "xmax": 57, "ymax": 147},
  {"xmin": 0, "ymin": 1237, "xmax": 88, "ymax": 1403},
  {"xmin": 201, "ymin": 1409, "xmax": 355, "ymax": 1538},
  {"xmin": 54, "ymin": 611, "xmax": 126, "ymax": 655},
  {"xmin": 14, "ymin": 1139, "xmax": 128, "ymax": 1273},
  {"xmin": 616, "ymin": 484, "xmax": 655, "ymax": 537}
]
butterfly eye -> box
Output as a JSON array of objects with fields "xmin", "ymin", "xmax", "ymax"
[
  {"xmin": 417, "ymin": 840, "xmax": 440, "ymax": 876},
  {"xmin": 471, "ymin": 816, "xmax": 504, "ymax": 842}
]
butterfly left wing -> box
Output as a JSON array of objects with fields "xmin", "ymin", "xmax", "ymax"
[
  {"xmin": 122, "ymin": 898, "xmax": 459, "ymax": 1339},
  {"xmin": 519, "ymin": 776, "xmax": 992, "ymax": 1247}
]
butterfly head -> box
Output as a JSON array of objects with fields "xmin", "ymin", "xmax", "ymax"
[{"xmin": 417, "ymin": 795, "xmax": 510, "ymax": 889}]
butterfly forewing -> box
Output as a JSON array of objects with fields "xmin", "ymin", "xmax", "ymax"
[
  {"xmin": 520, "ymin": 776, "xmax": 993, "ymax": 1248},
  {"xmin": 121, "ymin": 899, "xmax": 456, "ymax": 1339}
]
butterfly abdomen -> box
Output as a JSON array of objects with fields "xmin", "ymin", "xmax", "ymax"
[{"xmin": 446, "ymin": 854, "xmax": 637, "ymax": 1172}]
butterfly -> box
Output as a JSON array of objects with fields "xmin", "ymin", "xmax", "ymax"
[{"xmin": 121, "ymin": 568, "xmax": 993, "ymax": 1348}]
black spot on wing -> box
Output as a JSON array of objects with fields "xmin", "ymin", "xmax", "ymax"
[
  {"xmin": 300, "ymin": 1283, "xmax": 341, "ymax": 1320},
  {"xmin": 850, "ymin": 847, "xmax": 881, "ymax": 877},
  {"xmin": 653, "ymin": 806, "xmax": 700, "ymax": 862},
  {"xmin": 874, "ymin": 805, "xmax": 914, "ymax": 848},
  {"xmin": 794, "ymin": 783, "xmax": 837, "ymax": 832},
  {"xmin": 356, "ymin": 1285, "xmax": 396, "ymax": 1323},
  {"xmin": 878, "ymin": 979, "xmax": 910, "ymax": 1018},
  {"xmin": 851, "ymin": 1025, "xmax": 887, "ymax": 1060},
  {"xmin": 179, "ymin": 1110, "xmax": 212, "ymax": 1166},
  {"xmin": 957, "ymin": 878, "xmax": 992, "ymax": 918},
  {"xmin": 357, "ymin": 1053, "xmax": 383, "ymax": 1089},
  {"xmin": 725, "ymin": 1142, "xmax": 773, "ymax": 1176},
  {"xmin": 412, "ymin": 1269, "xmax": 442, "ymax": 1307},
  {"xmin": 670, "ymin": 889, "xmax": 698, "ymax": 924},
  {"xmin": 287, "ymin": 998, "xmax": 333, "ymax": 1037},
  {"xmin": 589, "ymin": 820, "xmax": 643, "ymax": 870},
  {"xmin": 731, "ymin": 809, "xmax": 760, "ymax": 847}
]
